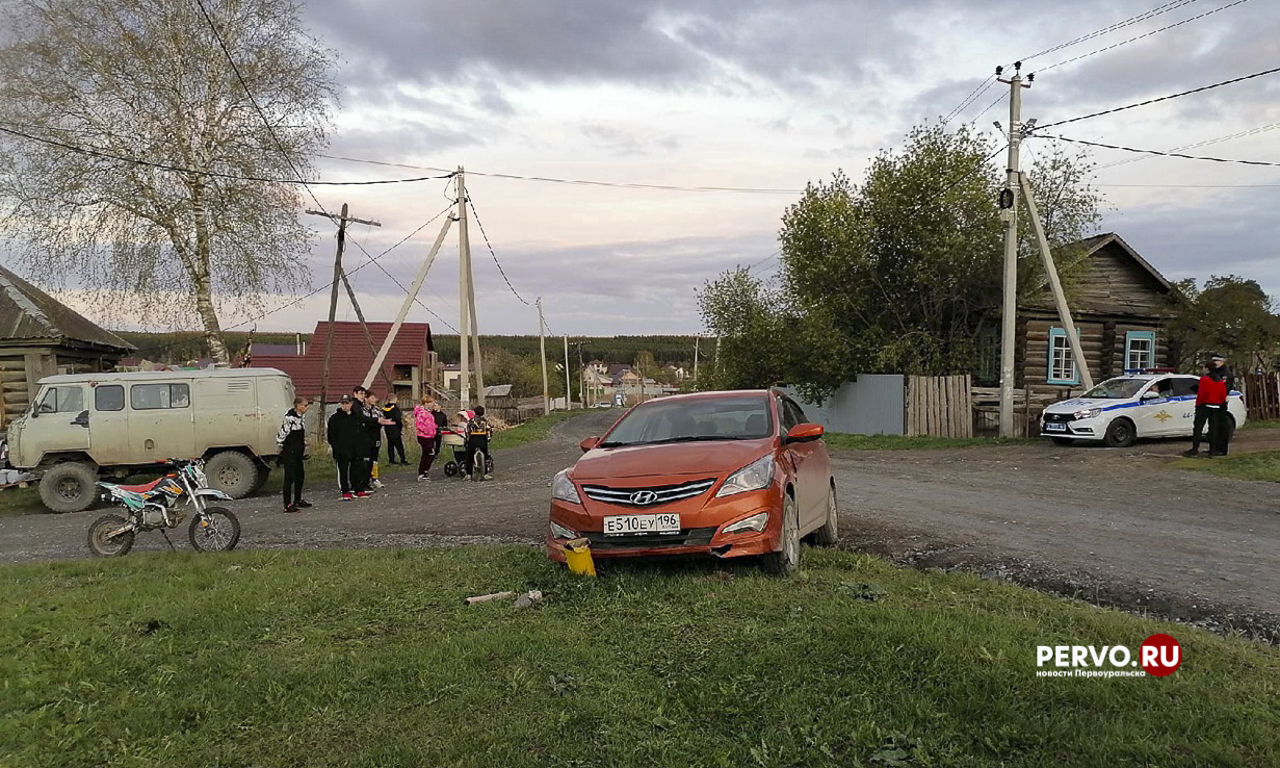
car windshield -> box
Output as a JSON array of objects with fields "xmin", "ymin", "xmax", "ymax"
[
  {"xmin": 1081, "ymin": 378, "xmax": 1148, "ymax": 399},
  {"xmin": 599, "ymin": 395, "xmax": 773, "ymax": 447}
]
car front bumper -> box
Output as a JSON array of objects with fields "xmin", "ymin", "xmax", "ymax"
[
  {"xmin": 545, "ymin": 487, "xmax": 784, "ymax": 562},
  {"xmin": 1040, "ymin": 414, "xmax": 1107, "ymax": 441}
]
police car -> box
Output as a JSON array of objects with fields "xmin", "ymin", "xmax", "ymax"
[{"xmin": 1039, "ymin": 372, "xmax": 1246, "ymax": 447}]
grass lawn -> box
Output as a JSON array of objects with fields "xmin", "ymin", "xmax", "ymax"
[
  {"xmin": 0, "ymin": 410, "xmax": 590, "ymax": 517},
  {"xmin": 1172, "ymin": 450, "xmax": 1280, "ymax": 483},
  {"xmin": 3, "ymin": 547, "xmax": 1277, "ymax": 768},
  {"xmin": 824, "ymin": 433, "xmax": 1037, "ymax": 451}
]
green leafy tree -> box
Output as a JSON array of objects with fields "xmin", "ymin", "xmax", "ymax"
[
  {"xmin": 0, "ymin": 0, "xmax": 337, "ymax": 363},
  {"xmin": 1167, "ymin": 276, "xmax": 1280, "ymax": 372},
  {"xmin": 701, "ymin": 123, "xmax": 1103, "ymax": 399}
]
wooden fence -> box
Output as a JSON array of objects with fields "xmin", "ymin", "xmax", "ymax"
[
  {"xmin": 1243, "ymin": 372, "xmax": 1280, "ymax": 421},
  {"xmin": 905, "ymin": 375, "xmax": 973, "ymax": 438}
]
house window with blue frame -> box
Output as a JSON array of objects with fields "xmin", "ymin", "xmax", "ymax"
[
  {"xmin": 1047, "ymin": 327, "xmax": 1078, "ymax": 385},
  {"xmin": 1125, "ymin": 330, "xmax": 1156, "ymax": 372}
]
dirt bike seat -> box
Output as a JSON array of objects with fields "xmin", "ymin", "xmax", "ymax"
[{"xmin": 115, "ymin": 476, "xmax": 169, "ymax": 493}]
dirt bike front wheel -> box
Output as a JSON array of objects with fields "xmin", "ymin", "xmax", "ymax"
[
  {"xmin": 189, "ymin": 507, "xmax": 241, "ymax": 552},
  {"xmin": 88, "ymin": 514, "xmax": 135, "ymax": 557}
]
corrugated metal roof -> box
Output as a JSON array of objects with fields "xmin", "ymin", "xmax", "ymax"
[
  {"xmin": 249, "ymin": 321, "xmax": 430, "ymax": 401},
  {"xmin": 0, "ymin": 264, "xmax": 135, "ymax": 352}
]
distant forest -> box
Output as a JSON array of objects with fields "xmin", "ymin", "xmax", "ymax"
[{"xmin": 115, "ymin": 330, "xmax": 704, "ymax": 368}]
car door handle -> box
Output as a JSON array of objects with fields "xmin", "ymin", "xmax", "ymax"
[{"xmin": 71, "ymin": 410, "xmax": 89, "ymax": 427}]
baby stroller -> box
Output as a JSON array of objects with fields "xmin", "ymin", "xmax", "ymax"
[{"xmin": 441, "ymin": 429, "xmax": 495, "ymax": 480}]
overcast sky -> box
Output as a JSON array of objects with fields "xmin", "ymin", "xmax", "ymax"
[{"xmin": 77, "ymin": 0, "xmax": 1280, "ymax": 337}]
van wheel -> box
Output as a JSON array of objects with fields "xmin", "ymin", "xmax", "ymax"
[
  {"xmin": 204, "ymin": 451, "xmax": 257, "ymax": 498},
  {"xmin": 39, "ymin": 462, "xmax": 98, "ymax": 513}
]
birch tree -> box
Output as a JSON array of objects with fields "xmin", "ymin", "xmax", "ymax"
[{"xmin": 0, "ymin": 0, "xmax": 336, "ymax": 363}]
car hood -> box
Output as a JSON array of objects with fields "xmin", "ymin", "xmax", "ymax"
[
  {"xmin": 1043, "ymin": 397, "xmax": 1129, "ymax": 414},
  {"xmin": 573, "ymin": 439, "xmax": 773, "ymax": 481}
]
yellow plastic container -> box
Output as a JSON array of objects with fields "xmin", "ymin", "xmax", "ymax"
[{"xmin": 564, "ymin": 537, "xmax": 597, "ymax": 577}]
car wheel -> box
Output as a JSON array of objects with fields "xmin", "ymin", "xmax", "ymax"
[
  {"xmin": 813, "ymin": 483, "xmax": 838, "ymax": 546},
  {"xmin": 38, "ymin": 461, "xmax": 98, "ymax": 513},
  {"xmin": 761, "ymin": 494, "xmax": 800, "ymax": 576},
  {"xmin": 1103, "ymin": 418, "xmax": 1135, "ymax": 448},
  {"xmin": 1050, "ymin": 437, "xmax": 1074, "ymax": 446},
  {"xmin": 203, "ymin": 451, "xmax": 257, "ymax": 498}
]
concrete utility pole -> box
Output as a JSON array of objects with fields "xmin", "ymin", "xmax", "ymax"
[
  {"xmin": 363, "ymin": 213, "xmax": 456, "ymax": 390},
  {"xmin": 457, "ymin": 170, "xmax": 473, "ymax": 409},
  {"xmin": 537, "ymin": 298, "xmax": 549, "ymax": 414},
  {"xmin": 306, "ymin": 203, "xmax": 381, "ymax": 441},
  {"xmin": 693, "ymin": 335, "xmax": 700, "ymax": 388},
  {"xmin": 996, "ymin": 63, "xmax": 1030, "ymax": 438},
  {"xmin": 563, "ymin": 336, "xmax": 571, "ymax": 409}
]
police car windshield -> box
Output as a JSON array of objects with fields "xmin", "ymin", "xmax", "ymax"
[{"xmin": 1082, "ymin": 378, "xmax": 1147, "ymax": 399}]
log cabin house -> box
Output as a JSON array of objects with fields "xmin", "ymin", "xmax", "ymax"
[{"xmin": 1017, "ymin": 232, "xmax": 1175, "ymax": 391}]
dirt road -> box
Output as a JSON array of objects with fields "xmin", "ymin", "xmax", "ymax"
[{"xmin": 2, "ymin": 411, "xmax": 1277, "ymax": 637}]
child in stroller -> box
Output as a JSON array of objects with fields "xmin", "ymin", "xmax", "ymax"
[{"xmin": 441, "ymin": 409, "xmax": 496, "ymax": 480}]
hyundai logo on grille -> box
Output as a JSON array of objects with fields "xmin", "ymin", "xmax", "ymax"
[{"xmin": 629, "ymin": 490, "xmax": 659, "ymax": 505}]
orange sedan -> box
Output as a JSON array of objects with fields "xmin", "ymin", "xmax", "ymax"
[{"xmin": 546, "ymin": 389, "xmax": 838, "ymax": 574}]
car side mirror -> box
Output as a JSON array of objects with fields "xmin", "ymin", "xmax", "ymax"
[
  {"xmin": 1141, "ymin": 391, "xmax": 1160, "ymax": 400},
  {"xmin": 784, "ymin": 423, "xmax": 824, "ymax": 444},
  {"xmin": 580, "ymin": 436, "xmax": 600, "ymax": 452}
]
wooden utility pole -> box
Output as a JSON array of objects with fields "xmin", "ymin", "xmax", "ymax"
[
  {"xmin": 306, "ymin": 203, "xmax": 381, "ymax": 441},
  {"xmin": 537, "ymin": 298, "xmax": 549, "ymax": 414},
  {"xmin": 339, "ymin": 270, "xmax": 395, "ymax": 392},
  {"xmin": 564, "ymin": 336, "xmax": 571, "ymax": 409}
]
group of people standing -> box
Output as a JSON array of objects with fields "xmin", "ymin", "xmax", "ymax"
[
  {"xmin": 274, "ymin": 388, "xmax": 495, "ymax": 512},
  {"xmin": 411, "ymin": 396, "xmax": 494, "ymax": 481},
  {"xmin": 1185, "ymin": 353, "xmax": 1236, "ymax": 458}
]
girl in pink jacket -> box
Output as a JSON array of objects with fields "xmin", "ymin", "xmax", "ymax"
[{"xmin": 414, "ymin": 396, "xmax": 439, "ymax": 480}]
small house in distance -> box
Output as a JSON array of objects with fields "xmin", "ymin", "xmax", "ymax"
[
  {"xmin": 0, "ymin": 265, "xmax": 135, "ymax": 433},
  {"xmin": 247, "ymin": 321, "xmax": 434, "ymax": 406}
]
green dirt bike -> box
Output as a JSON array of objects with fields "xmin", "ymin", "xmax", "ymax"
[{"xmin": 87, "ymin": 458, "xmax": 240, "ymax": 557}]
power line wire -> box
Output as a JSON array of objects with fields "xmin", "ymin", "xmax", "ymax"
[
  {"xmin": 1037, "ymin": 0, "xmax": 1255, "ymax": 72},
  {"xmin": 464, "ymin": 190, "xmax": 532, "ymax": 307},
  {"xmin": 1032, "ymin": 64, "xmax": 1280, "ymax": 132},
  {"xmin": 1021, "ymin": 0, "xmax": 1203, "ymax": 62},
  {"xmin": 131, "ymin": 204, "xmax": 458, "ymax": 357},
  {"xmin": 0, "ymin": 123, "xmax": 455, "ymax": 186},
  {"xmin": 1039, "ymin": 133, "xmax": 1280, "ymax": 167},
  {"xmin": 321, "ymin": 153, "xmax": 803, "ymax": 194},
  {"xmin": 1098, "ymin": 121, "xmax": 1280, "ymax": 169}
]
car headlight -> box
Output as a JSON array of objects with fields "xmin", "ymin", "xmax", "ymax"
[
  {"xmin": 549, "ymin": 520, "xmax": 578, "ymax": 539},
  {"xmin": 551, "ymin": 470, "xmax": 582, "ymax": 504},
  {"xmin": 714, "ymin": 455, "xmax": 775, "ymax": 498},
  {"xmin": 1073, "ymin": 408, "xmax": 1102, "ymax": 420},
  {"xmin": 722, "ymin": 511, "xmax": 769, "ymax": 534}
]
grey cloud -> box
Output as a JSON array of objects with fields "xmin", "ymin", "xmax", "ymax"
[{"xmin": 579, "ymin": 123, "xmax": 681, "ymax": 156}]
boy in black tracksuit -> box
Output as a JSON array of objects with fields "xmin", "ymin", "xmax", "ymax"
[
  {"xmin": 349, "ymin": 387, "xmax": 379, "ymax": 495},
  {"xmin": 327, "ymin": 395, "xmax": 362, "ymax": 500},
  {"xmin": 276, "ymin": 396, "xmax": 312, "ymax": 513},
  {"xmin": 381, "ymin": 399, "xmax": 406, "ymax": 465}
]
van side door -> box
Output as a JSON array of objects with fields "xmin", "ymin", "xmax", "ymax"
[
  {"xmin": 128, "ymin": 382, "xmax": 196, "ymax": 461},
  {"xmin": 28, "ymin": 383, "xmax": 90, "ymax": 460}
]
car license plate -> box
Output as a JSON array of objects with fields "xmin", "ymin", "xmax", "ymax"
[
  {"xmin": 603, "ymin": 513, "xmax": 680, "ymax": 535},
  {"xmin": 1045, "ymin": 423, "xmax": 1067, "ymax": 432}
]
